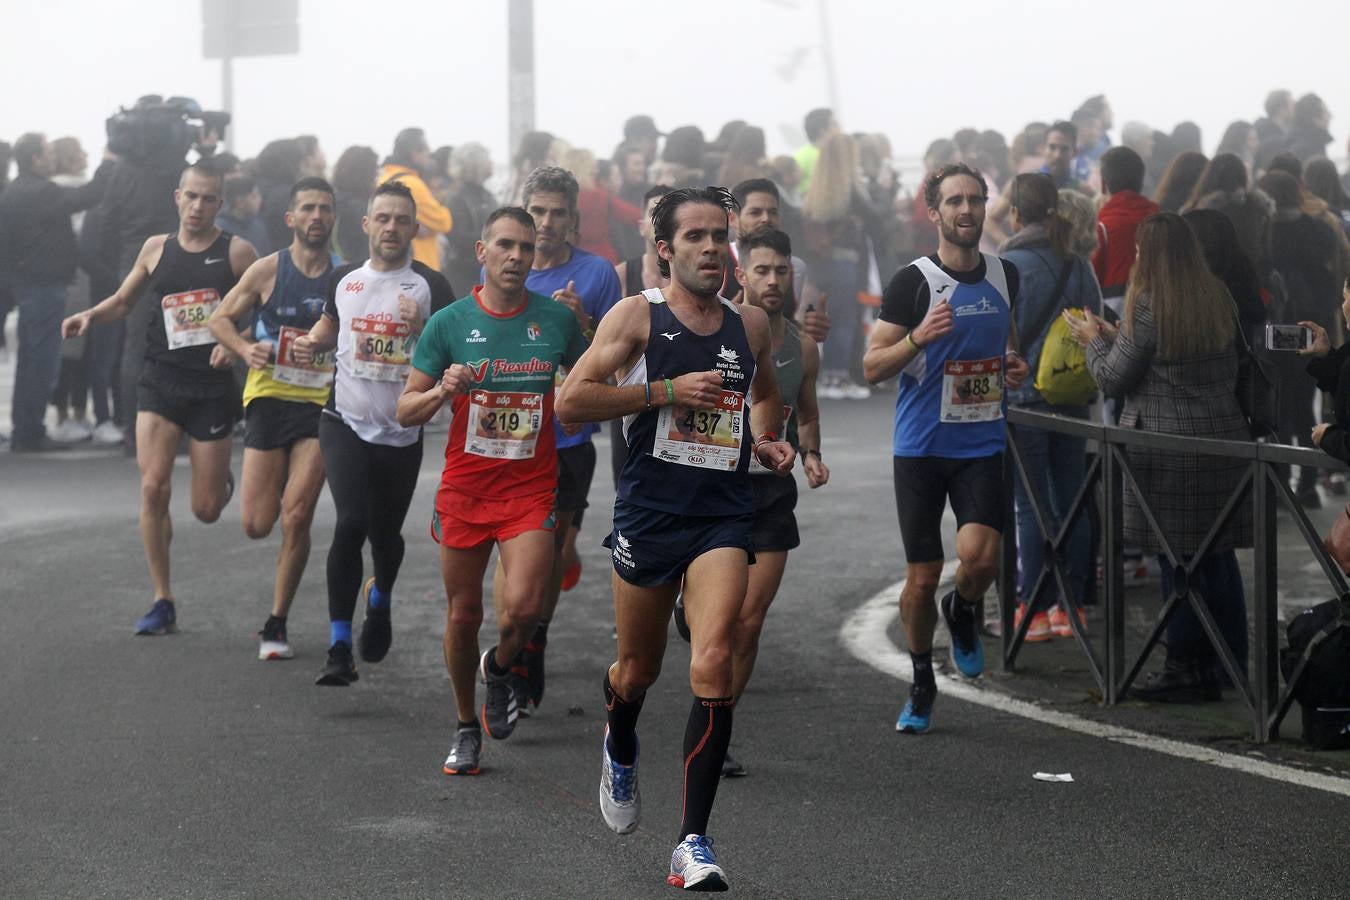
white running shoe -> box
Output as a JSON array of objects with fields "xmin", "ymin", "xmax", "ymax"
[
  {"xmin": 599, "ymin": 726, "xmax": 640, "ymax": 834},
  {"xmin": 51, "ymin": 419, "xmax": 92, "ymax": 442},
  {"xmin": 91, "ymin": 421, "xmax": 124, "ymax": 445},
  {"xmin": 667, "ymin": 834, "xmax": 728, "ymax": 891},
  {"xmin": 258, "ymin": 617, "xmax": 294, "ymax": 660},
  {"xmin": 843, "ymin": 382, "xmax": 871, "ymax": 400}
]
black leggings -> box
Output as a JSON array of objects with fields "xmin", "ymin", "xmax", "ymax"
[{"xmin": 319, "ymin": 413, "xmax": 423, "ymax": 623}]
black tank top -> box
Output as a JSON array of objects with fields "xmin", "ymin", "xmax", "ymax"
[
  {"xmin": 145, "ymin": 231, "xmax": 239, "ymax": 376},
  {"xmin": 615, "ymin": 289, "xmax": 756, "ymax": 516}
]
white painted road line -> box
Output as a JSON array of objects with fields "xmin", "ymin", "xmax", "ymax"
[{"xmin": 841, "ymin": 574, "xmax": 1350, "ymax": 799}]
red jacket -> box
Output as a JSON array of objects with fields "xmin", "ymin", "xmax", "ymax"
[{"xmin": 1093, "ymin": 190, "xmax": 1158, "ymax": 295}]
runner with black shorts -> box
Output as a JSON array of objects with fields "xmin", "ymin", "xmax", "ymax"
[
  {"xmin": 398, "ymin": 206, "xmax": 585, "ymax": 775},
  {"xmin": 862, "ymin": 162, "xmax": 1029, "ymax": 734},
  {"xmin": 289, "ymin": 179, "xmax": 453, "ymax": 686},
  {"xmin": 490, "ymin": 166, "xmax": 622, "ymax": 716},
  {"xmin": 63, "ymin": 163, "xmax": 257, "ymax": 636},
  {"xmin": 209, "ymin": 176, "xmax": 337, "ymax": 660},
  {"xmin": 675, "ymin": 229, "xmax": 830, "ymax": 779},
  {"xmin": 556, "ymin": 187, "xmax": 794, "ymax": 892}
]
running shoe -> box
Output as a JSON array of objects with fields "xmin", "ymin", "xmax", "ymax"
[
  {"xmin": 720, "ymin": 750, "xmax": 746, "ymax": 779},
  {"xmin": 315, "ymin": 642, "xmax": 359, "ymax": 686},
  {"xmin": 509, "ymin": 657, "xmax": 533, "ymax": 719},
  {"xmin": 479, "ymin": 648, "xmax": 518, "ymax": 739},
  {"xmin": 895, "ymin": 683, "xmax": 936, "ymax": 734},
  {"xmin": 1014, "ymin": 604, "xmax": 1053, "ymax": 642},
  {"xmin": 134, "ymin": 599, "xmax": 177, "ymax": 635},
  {"xmin": 91, "ymin": 420, "xmax": 124, "ymax": 446},
  {"xmin": 940, "ymin": 590, "xmax": 984, "ymax": 677},
  {"xmin": 561, "ymin": 560, "xmax": 582, "ymax": 591},
  {"xmin": 519, "ymin": 639, "xmax": 546, "ymax": 712},
  {"xmin": 442, "ymin": 726, "xmax": 482, "ymax": 776},
  {"xmin": 1049, "ymin": 605, "xmax": 1087, "ymax": 639},
  {"xmin": 673, "ymin": 594, "xmax": 691, "ymax": 643},
  {"xmin": 257, "ymin": 615, "xmax": 293, "ymax": 660},
  {"xmin": 667, "ymin": 834, "xmax": 728, "ymax": 892},
  {"xmin": 599, "ymin": 726, "xmax": 640, "ymax": 834},
  {"xmin": 357, "ymin": 577, "xmax": 392, "ymax": 663}
]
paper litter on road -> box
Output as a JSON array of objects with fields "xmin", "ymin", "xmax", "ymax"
[{"xmin": 1033, "ymin": 772, "xmax": 1074, "ymax": 782}]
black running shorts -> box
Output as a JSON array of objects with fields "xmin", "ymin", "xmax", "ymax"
[
  {"xmin": 604, "ymin": 499, "xmax": 755, "ymax": 587},
  {"xmin": 244, "ymin": 397, "xmax": 322, "ymax": 451},
  {"xmin": 556, "ymin": 441, "xmax": 597, "ymax": 514},
  {"xmin": 137, "ymin": 362, "xmax": 241, "ymax": 442},
  {"xmin": 750, "ymin": 473, "xmax": 800, "ymax": 553},
  {"xmin": 892, "ymin": 453, "xmax": 1005, "ymax": 563}
]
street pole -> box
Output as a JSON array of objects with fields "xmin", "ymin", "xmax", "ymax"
[
  {"xmin": 816, "ymin": 0, "xmax": 840, "ymax": 118},
  {"xmin": 221, "ymin": 54, "xmax": 234, "ymax": 152},
  {"xmin": 507, "ymin": 0, "xmax": 536, "ymax": 160}
]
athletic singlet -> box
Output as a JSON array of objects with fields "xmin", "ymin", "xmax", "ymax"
[
  {"xmin": 893, "ymin": 252, "xmax": 1012, "ymax": 458},
  {"xmin": 243, "ymin": 248, "xmax": 335, "ymax": 406},
  {"xmin": 749, "ymin": 319, "xmax": 803, "ymax": 474},
  {"xmin": 323, "ymin": 259, "xmax": 454, "ymax": 447},
  {"xmin": 144, "ymin": 231, "xmax": 238, "ymax": 382},
  {"xmin": 615, "ymin": 288, "xmax": 756, "ymax": 516}
]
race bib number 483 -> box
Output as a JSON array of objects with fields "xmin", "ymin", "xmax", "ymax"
[
  {"xmin": 273, "ymin": 325, "xmax": 334, "ymax": 389},
  {"xmin": 940, "ymin": 356, "xmax": 1003, "ymax": 423},
  {"xmin": 652, "ymin": 390, "xmax": 744, "ymax": 471},
  {"xmin": 351, "ymin": 316, "xmax": 412, "ymax": 382},
  {"xmin": 465, "ymin": 390, "xmax": 544, "ymax": 459},
  {"xmin": 161, "ymin": 289, "xmax": 221, "ymax": 350}
]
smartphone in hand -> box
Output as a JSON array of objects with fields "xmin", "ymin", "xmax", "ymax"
[{"xmin": 1265, "ymin": 323, "xmax": 1312, "ymax": 352}]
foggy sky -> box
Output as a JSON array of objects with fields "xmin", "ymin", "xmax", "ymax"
[{"xmin": 4, "ymin": 0, "xmax": 1348, "ymax": 179}]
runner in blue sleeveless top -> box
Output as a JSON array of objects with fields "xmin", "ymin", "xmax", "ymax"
[
  {"xmin": 556, "ymin": 188, "xmax": 793, "ymax": 893},
  {"xmin": 863, "ymin": 163, "xmax": 1029, "ymax": 736},
  {"xmin": 210, "ymin": 176, "xmax": 338, "ymax": 662}
]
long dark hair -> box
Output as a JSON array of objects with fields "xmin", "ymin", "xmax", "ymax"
[
  {"xmin": 331, "ymin": 146, "xmax": 378, "ymax": 199},
  {"xmin": 1182, "ymin": 208, "xmax": 1262, "ymax": 314},
  {"xmin": 1009, "ymin": 173, "xmax": 1072, "ymax": 258},
  {"xmin": 1154, "ymin": 151, "xmax": 1208, "ymax": 213},
  {"xmin": 1185, "ymin": 153, "xmax": 1248, "ymax": 210}
]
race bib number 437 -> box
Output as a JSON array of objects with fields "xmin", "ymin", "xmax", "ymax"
[
  {"xmin": 351, "ymin": 316, "xmax": 412, "ymax": 382},
  {"xmin": 652, "ymin": 390, "xmax": 744, "ymax": 471},
  {"xmin": 940, "ymin": 356, "xmax": 1003, "ymax": 423},
  {"xmin": 161, "ymin": 289, "xmax": 221, "ymax": 350}
]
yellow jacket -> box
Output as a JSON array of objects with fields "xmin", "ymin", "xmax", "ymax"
[{"xmin": 378, "ymin": 163, "xmax": 452, "ymax": 270}]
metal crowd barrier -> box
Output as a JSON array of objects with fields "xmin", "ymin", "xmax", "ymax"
[{"xmin": 999, "ymin": 406, "xmax": 1350, "ymax": 742}]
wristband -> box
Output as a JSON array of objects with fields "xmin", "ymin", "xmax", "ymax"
[
  {"xmin": 644, "ymin": 380, "xmax": 652, "ymax": 409},
  {"xmin": 906, "ymin": 332, "xmax": 923, "ymax": 351},
  {"xmin": 663, "ymin": 378, "xmax": 674, "ymax": 405},
  {"xmin": 755, "ymin": 432, "xmax": 777, "ymax": 446}
]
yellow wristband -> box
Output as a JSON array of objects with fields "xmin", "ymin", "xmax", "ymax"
[{"xmin": 907, "ymin": 332, "xmax": 923, "ymax": 352}]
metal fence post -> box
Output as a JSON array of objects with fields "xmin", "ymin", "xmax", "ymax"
[
  {"xmin": 1252, "ymin": 457, "xmax": 1279, "ymax": 741},
  {"xmin": 1102, "ymin": 444, "xmax": 1125, "ymax": 704}
]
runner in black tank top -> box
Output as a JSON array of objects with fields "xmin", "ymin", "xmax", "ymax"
[
  {"xmin": 208, "ymin": 177, "xmax": 339, "ymax": 664},
  {"xmin": 555, "ymin": 188, "xmax": 795, "ymax": 892},
  {"xmin": 60, "ymin": 163, "xmax": 259, "ymax": 638}
]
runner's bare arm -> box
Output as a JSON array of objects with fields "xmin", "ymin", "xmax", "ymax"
[
  {"xmin": 795, "ymin": 333, "xmax": 829, "ymax": 488},
  {"xmin": 209, "ymin": 254, "xmax": 279, "ymax": 368},
  {"xmin": 863, "ymin": 299, "xmax": 952, "ymax": 384},
  {"xmin": 291, "ymin": 313, "xmax": 338, "ymax": 364},
  {"xmin": 229, "ymin": 235, "xmax": 259, "ymax": 278},
  {"xmin": 1004, "ymin": 319, "xmax": 1029, "ymax": 389},
  {"xmin": 397, "ymin": 364, "xmax": 470, "ymax": 427},
  {"xmin": 61, "ymin": 235, "xmax": 164, "ymax": 337},
  {"xmin": 744, "ymin": 304, "xmax": 793, "ymax": 475}
]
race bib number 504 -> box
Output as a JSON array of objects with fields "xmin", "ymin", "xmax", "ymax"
[
  {"xmin": 652, "ymin": 390, "xmax": 744, "ymax": 471},
  {"xmin": 940, "ymin": 356, "xmax": 1003, "ymax": 423},
  {"xmin": 351, "ymin": 316, "xmax": 412, "ymax": 382},
  {"xmin": 161, "ymin": 289, "xmax": 221, "ymax": 350}
]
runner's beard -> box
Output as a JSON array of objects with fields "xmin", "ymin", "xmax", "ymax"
[{"xmin": 941, "ymin": 218, "xmax": 982, "ymax": 249}]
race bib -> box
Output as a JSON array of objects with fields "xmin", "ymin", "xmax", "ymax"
[
  {"xmin": 161, "ymin": 289, "xmax": 221, "ymax": 350},
  {"xmin": 940, "ymin": 356, "xmax": 1003, "ymax": 423},
  {"xmin": 652, "ymin": 390, "xmax": 745, "ymax": 471},
  {"xmin": 351, "ymin": 316, "xmax": 412, "ymax": 382},
  {"xmin": 749, "ymin": 403, "xmax": 794, "ymax": 473},
  {"xmin": 465, "ymin": 390, "xmax": 544, "ymax": 459},
  {"xmin": 272, "ymin": 325, "xmax": 334, "ymax": 389}
]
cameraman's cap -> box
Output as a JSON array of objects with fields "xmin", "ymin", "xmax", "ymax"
[{"xmin": 624, "ymin": 115, "xmax": 665, "ymax": 141}]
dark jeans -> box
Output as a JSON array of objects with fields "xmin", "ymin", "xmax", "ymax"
[
  {"xmin": 1011, "ymin": 405, "xmax": 1092, "ymax": 612},
  {"xmin": 816, "ymin": 257, "xmax": 862, "ymax": 378},
  {"xmin": 1157, "ymin": 550, "xmax": 1248, "ymax": 673},
  {"xmin": 11, "ymin": 282, "xmax": 68, "ymax": 444},
  {"xmin": 86, "ymin": 317, "xmax": 124, "ymax": 424}
]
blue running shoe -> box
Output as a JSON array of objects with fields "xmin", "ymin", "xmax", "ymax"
[
  {"xmin": 134, "ymin": 599, "xmax": 177, "ymax": 635},
  {"xmin": 940, "ymin": 590, "xmax": 984, "ymax": 677},
  {"xmin": 599, "ymin": 727, "xmax": 640, "ymax": 834},
  {"xmin": 667, "ymin": 834, "xmax": 728, "ymax": 892},
  {"xmin": 896, "ymin": 683, "xmax": 936, "ymax": 734}
]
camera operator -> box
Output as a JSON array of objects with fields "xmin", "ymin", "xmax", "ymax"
[{"xmin": 97, "ymin": 96, "xmax": 227, "ymax": 453}]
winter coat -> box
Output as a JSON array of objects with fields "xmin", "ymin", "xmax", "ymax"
[
  {"xmin": 1307, "ymin": 343, "xmax": 1350, "ymax": 465},
  {"xmin": 1085, "ymin": 293, "xmax": 1252, "ymax": 554},
  {"xmin": 1192, "ymin": 189, "xmax": 1275, "ymax": 287}
]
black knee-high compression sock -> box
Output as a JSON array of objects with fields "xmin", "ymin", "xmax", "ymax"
[
  {"xmin": 678, "ymin": 696, "xmax": 735, "ymax": 838},
  {"xmin": 604, "ymin": 671, "xmax": 646, "ymax": 766}
]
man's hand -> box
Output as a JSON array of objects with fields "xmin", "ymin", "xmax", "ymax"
[
  {"xmin": 671, "ymin": 370, "xmax": 725, "ymax": 409},
  {"xmin": 911, "ymin": 298, "xmax": 954, "ymax": 347},
  {"xmin": 440, "ymin": 363, "xmax": 473, "ymax": 397},
  {"xmin": 553, "ymin": 280, "xmax": 591, "ymax": 333},
  {"xmin": 755, "ymin": 440, "xmax": 795, "ymax": 475},
  {"xmin": 243, "ymin": 340, "xmax": 274, "ymax": 370},
  {"xmin": 291, "ymin": 335, "xmax": 315, "ymax": 365},
  {"xmin": 804, "ymin": 453, "xmax": 829, "ymax": 488},
  {"xmin": 209, "ymin": 344, "xmax": 236, "ymax": 369},
  {"xmin": 1299, "ymin": 321, "xmax": 1331, "ymax": 357},
  {"xmin": 62, "ymin": 312, "xmax": 90, "ymax": 339},
  {"xmin": 399, "ymin": 294, "xmax": 423, "ymax": 334},
  {"xmin": 1004, "ymin": 350, "xmax": 1030, "ymax": 390},
  {"xmin": 1313, "ymin": 422, "xmax": 1332, "ymax": 448},
  {"xmin": 802, "ymin": 305, "xmax": 831, "ymax": 344}
]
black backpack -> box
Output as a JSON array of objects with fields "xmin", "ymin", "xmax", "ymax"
[{"xmin": 1281, "ymin": 599, "xmax": 1350, "ymax": 749}]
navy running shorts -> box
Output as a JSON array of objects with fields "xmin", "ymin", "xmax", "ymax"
[{"xmin": 604, "ymin": 499, "xmax": 755, "ymax": 587}]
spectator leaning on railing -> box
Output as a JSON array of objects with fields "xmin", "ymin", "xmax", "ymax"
[{"xmin": 1064, "ymin": 212, "xmax": 1252, "ymax": 703}]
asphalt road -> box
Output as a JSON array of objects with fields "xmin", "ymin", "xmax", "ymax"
[{"xmin": 3, "ymin": 393, "xmax": 1349, "ymax": 898}]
